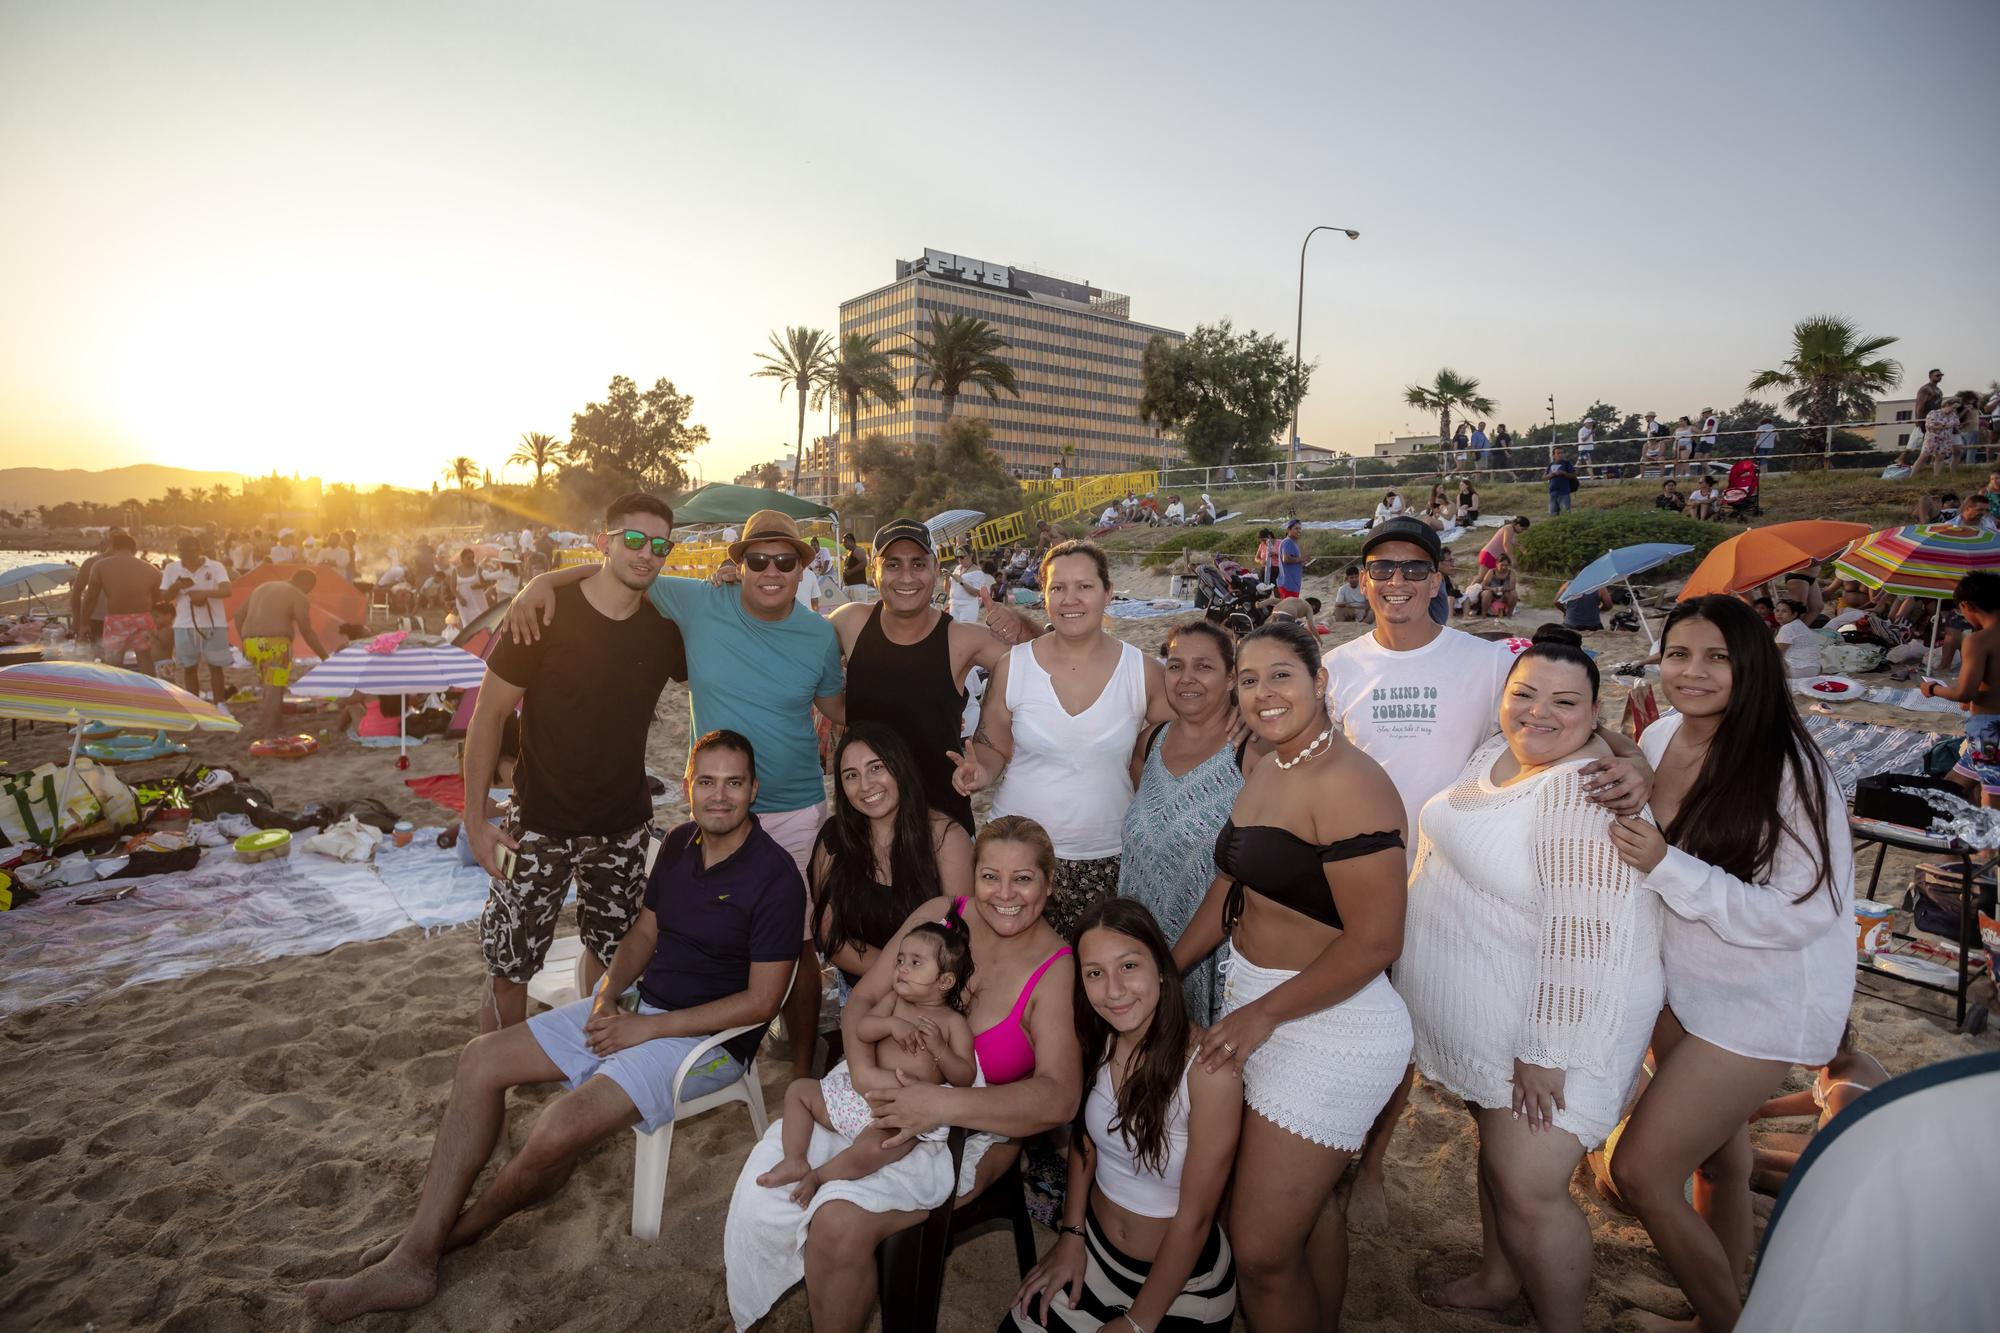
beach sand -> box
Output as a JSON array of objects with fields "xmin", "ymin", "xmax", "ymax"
[{"xmin": 3, "ymin": 572, "xmax": 1995, "ymax": 1330}]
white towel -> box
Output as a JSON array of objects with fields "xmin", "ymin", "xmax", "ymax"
[{"xmin": 724, "ymin": 1119, "xmax": 954, "ymax": 1330}]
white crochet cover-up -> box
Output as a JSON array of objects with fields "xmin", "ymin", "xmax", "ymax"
[{"xmin": 1397, "ymin": 738, "xmax": 1663, "ymax": 1148}]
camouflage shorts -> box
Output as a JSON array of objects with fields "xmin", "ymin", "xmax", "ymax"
[{"xmin": 479, "ymin": 814, "xmax": 650, "ymax": 984}]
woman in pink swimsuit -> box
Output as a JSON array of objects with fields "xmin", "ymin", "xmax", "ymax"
[{"xmin": 725, "ymin": 816, "xmax": 1083, "ymax": 1332}]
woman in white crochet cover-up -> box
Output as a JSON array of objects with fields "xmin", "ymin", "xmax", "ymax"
[
  {"xmin": 1605, "ymin": 596, "xmax": 1853, "ymax": 1333},
  {"xmin": 1397, "ymin": 628, "xmax": 1662, "ymax": 1333}
]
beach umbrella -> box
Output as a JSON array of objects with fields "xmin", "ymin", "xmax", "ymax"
[
  {"xmin": 0, "ymin": 660, "xmax": 240, "ymax": 847},
  {"xmin": 291, "ymin": 639, "xmax": 487, "ymax": 765},
  {"xmin": 1556, "ymin": 543, "xmax": 1693, "ymax": 652},
  {"xmin": 1832, "ymin": 522, "xmax": 2000, "ymax": 667},
  {"xmin": 0, "ymin": 561, "xmax": 78, "ymax": 600},
  {"xmin": 1677, "ymin": 521, "xmax": 1871, "ymax": 601},
  {"xmin": 923, "ymin": 509, "xmax": 988, "ymax": 553}
]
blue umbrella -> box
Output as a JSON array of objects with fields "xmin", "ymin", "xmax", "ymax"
[{"xmin": 1555, "ymin": 543, "xmax": 1694, "ymax": 650}]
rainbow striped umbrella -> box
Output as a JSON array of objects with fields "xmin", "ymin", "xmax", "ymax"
[
  {"xmin": 0, "ymin": 660, "xmax": 241, "ymax": 732},
  {"xmin": 0, "ymin": 660, "xmax": 238, "ymax": 848},
  {"xmin": 1833, "ymin": 523, "xmax": 2000, "ymax": 598}
]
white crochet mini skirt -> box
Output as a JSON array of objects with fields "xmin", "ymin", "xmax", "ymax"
[{"xmin": 1220, "ymin": 948, "xmax": 1413, "ymax": 1150}]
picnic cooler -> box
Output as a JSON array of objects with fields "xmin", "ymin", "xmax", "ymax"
[{"xmin": 0, "ymin": 758, "xmax": 139, "ymax": 847}]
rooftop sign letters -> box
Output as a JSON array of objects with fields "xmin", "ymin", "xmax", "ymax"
[{"xmin": 916, "ymin": 248, "xmax": 1011, "ymax": 291}]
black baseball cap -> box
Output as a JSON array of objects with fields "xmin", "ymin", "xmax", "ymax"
[
  {"xmin": 871, "ymin": 517, "xmax": 933, "ymax": 555},
  {"xmin": 1359, "ymin": 517, "xmax": 1444, "ymax": 563}
]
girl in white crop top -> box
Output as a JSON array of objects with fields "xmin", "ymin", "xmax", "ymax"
[{"xmin": 1008, "ymin": 898, "xmax": 1240, "ymax": 1333}]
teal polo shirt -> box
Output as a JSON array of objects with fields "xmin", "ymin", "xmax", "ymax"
[{"xmin": 645, "ymin": 577, "xmax": 844, "ymax": 813}]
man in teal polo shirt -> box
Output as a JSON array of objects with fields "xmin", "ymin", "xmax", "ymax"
[{"xmin": 506, "ymin": 508, "xmax": 845, "ymax": 1079}]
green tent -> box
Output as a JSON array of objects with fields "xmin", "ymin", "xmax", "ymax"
[{"xmin": 669, "ymin": 483, "xmax": 837, "ymax": 526}]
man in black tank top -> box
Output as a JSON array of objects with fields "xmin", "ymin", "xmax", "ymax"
[{"xmin": 829, "ymin": 517, "xmax": 1007, "ymax": 831}]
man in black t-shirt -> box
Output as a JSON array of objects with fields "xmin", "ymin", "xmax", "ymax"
[{"xmin": 464, "ymin": 492, "xmax": 687, "ymax": 1030}]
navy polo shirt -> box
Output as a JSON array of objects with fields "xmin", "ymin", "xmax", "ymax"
[{"xmin": 639, "ymin": 817, "xmax": 806, "ymax": 1064}]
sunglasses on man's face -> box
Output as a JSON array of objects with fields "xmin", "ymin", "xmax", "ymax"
[
  {"xmin": 742, "ymin": 551, "xmax": 800, "ymax": 573},
  {"xmin": 1365, "ymin": 559, "xmax": 1438, "ymax": 583},
  {"xmin": 609, "ymin": 529, "xmax": 674, "ymax": 557}
]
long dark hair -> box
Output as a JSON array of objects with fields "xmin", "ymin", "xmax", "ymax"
[
  {"xmin": 814, "ymin": 723, "xmax": 943, "ymax": 960},
  {"xmin": 1070, "ymin": 897, "xmax": 1190, "ymax": 1177},
  {"xmin": 1659, "ymin": 596, "xmax": 1835, "ymax": 903}
]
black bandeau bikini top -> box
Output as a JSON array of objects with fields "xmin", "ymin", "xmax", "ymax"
[{"xmin": 1212, "ymin": 819, "xmax": 1404, "ymax": 932}]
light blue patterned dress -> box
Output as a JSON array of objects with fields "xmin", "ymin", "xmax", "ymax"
[{"xmin": 1117, "ymin": 723, "xmax": 1244, "ymax": 1024}]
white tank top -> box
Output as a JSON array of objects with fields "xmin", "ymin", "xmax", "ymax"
[
  {"xmin": 1083, "ymin": 1058, "xmax": 1190, "ymax": 1219},
  {"xmin": 992, "ymin": 638, "xmax": 1146, "ymax": 859}
]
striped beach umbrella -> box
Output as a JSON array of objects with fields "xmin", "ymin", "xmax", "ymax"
[
  {"xmin": 1833, "ymin": 522, "xmax": 2000, "ymax": 598},
  {"xmin": 0, "ymin": 660, "xmax": 239, "ymax": 847},
  {"xmin": 291, "ymin": 640, "xmax": 488, "ymax": 763},
  {"xmin": 0, "ymin": 659, "xmax": 240, "ymax": 733}
]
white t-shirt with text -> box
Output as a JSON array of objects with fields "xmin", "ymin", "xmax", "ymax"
[
  {"xmin": 159, "ymin": 558, "xmax": 231, "ymax": 631},
  {"xmin": 1325, "ymin": 626, "xmax": 1518, "ymax": 861}
]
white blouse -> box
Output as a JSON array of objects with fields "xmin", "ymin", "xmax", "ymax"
[
  {"xmin": 992, "ymin": 639, "xmax": 1147, "ymax": 860},
  {"xmin": 1639, "ymin": 712, "xmax": 1855, "ymax": 1064}
]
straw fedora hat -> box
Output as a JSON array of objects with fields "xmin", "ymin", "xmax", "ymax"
[{"xmin": 727, "ymin": 509, "xmax": 816, "ymax": 564}]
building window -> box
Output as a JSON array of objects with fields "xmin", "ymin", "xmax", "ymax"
[{"xmin": 1895, "ymin": 410, "xmax": 1912, "ymax": 422}]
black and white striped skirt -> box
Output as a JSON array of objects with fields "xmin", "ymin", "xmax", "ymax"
[{"xmin": 1003, "ymin": 1202, "xmax": 1235, "ymax": 1332}]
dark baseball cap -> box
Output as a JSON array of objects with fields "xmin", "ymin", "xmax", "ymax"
[
  {"xmin": 871, "ymin": 517, "xmax": 933, "ymax": 555},
  {"xmin": 1359, "ymin": 516, "xmax": 1444, "ymax": 563}
]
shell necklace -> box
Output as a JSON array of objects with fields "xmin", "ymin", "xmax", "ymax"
[{"xmin": 1273, "ymin": 725, "xmax": 1333, "ymax": 770}]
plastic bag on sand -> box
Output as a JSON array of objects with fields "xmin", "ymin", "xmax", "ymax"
[{"xmin": 301, "ymin": 816, "xmax": 384, "ymax": 862}]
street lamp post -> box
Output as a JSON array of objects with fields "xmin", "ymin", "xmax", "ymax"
[{"xmin": 1288, "ymin": 224, "xmax": 1361, "ymax": 492}]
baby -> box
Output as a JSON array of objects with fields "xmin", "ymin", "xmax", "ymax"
[{"xmin": 756, "ymin": 921, "xmax": 976, "ymax": 1205}]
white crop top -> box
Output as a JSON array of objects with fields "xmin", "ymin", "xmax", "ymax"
[
  {"xmin": 991, "ymin": 638, "xmax": 1147, "ymax": 859},
  {"xmin": 1083, "ymin": 1058, "xmax": 1190, "ymax": 1219}
]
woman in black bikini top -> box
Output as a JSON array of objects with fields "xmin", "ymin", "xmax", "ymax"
[{"xmin": 1212, "ymin": 820, "xmax": 1404, "ymax": 933}]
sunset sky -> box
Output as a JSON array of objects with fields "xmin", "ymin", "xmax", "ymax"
[{"xmin": 3, "ymin": 0, "xmax": 1996, "ymax": 491}]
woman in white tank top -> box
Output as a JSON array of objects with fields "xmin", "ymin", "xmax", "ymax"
[
  {"xmin": 956, "ymin": 542, "xmax": 1168, "ymax": 938},
  {"xmin": 1009, "ymin": 897, "xmax": 1240, "ymax": 1333}
]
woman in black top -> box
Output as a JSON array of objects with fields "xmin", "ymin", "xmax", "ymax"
[
  {"xmin": 811, "ymin": 724, "xmax": 973, "ymax": 987},
  {"xmin": 1170, "ymin": 620, "xmax": 1411, "ymax": 1333}
]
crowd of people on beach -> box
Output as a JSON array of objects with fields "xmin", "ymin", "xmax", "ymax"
[{"xmin": 283, "ymin": 491, "xmax": 1864, "ymax": 1333}]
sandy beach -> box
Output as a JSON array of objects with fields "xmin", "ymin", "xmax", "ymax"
[{"xmin": 3, "ymin": 564, "xmax": 1995, "ymax": 1331}]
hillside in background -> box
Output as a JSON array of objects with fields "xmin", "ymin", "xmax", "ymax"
[{"xmin": 0, "ymin": 464, "xmax": 249, "ymax": 509}]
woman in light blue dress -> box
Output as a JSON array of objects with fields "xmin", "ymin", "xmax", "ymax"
[{"xmin": 1117, "ymin": 620, "xmax": 1249, "ymax": 1023}]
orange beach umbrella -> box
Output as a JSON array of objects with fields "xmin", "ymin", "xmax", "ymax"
[{"xmin": 1677, "ymin": 521, "xmax": 1871, "ymax": 600}]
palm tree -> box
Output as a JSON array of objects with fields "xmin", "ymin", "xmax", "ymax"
[
  {"xmin": 443, "ymin": 456, "xmax": 478, "ymax": 521},
  {"xmin": 509, "ymin": 432, "xmax": 563, "ymax": 488},
  {"xmin": 1746, "ymin": 315, "xmax": 1901, "ymax": 427},
  {"xmin": 753, "ymin": 326, "xmax": 835, "ymax": 493},
  {"xmin": 814, "ymin": 331, "xmax": 905, "ymax": 494},
  {"xmin": 1403, "ymin": 368, "xmax": 1497, "ymax": 450},
  {"xmin": 903, "ymin": 313, "xmax": 1020, "ymax": 427}
]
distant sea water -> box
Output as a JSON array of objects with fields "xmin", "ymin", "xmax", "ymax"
[{"xmin": 4, "ymin": 549, "xmax": 94, "ymax": 567}]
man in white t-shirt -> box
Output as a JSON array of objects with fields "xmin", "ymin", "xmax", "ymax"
[
  {"xmin": 1575, "ymin": 418, "xmax": 1596, "ymax": 477},
  {"xmin": 271, "ymin": 536, "xmax": 297, "ymax": 564},
  {"xmin": 160, "ymin": 535, "xmax": 234, "ymax": 702},
  {"xmin": 947, "ymin": 550, "xmax": 994, "ymax": 623},
  {"xmin": 1330, "ymin": 564, "xmax": 1371, "ymax": 622},
  {"xmin": 1165, "ymin": 496, "xmax": 1186, "ymax": 524},
  {"xmin": 1326, "ymin": 515, "xmax": 1655, "ymax": 1249},
  {"xmin": 1700, "ymin": 408, "xmax": 1720, "ymax": 458},
  {"xmin": 1754, "ymin": 417, "xmax": 1778, "ymax": 457}
]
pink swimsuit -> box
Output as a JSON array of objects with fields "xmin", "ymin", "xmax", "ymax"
[{"xmin": 949, "ymin": 897, "xmax": 1071, "ymax": 1085}]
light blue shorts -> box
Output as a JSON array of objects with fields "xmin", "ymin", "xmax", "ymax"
[
  {"xmin": 527, "ymin": 996, "xmax": 749, "ymax": 1132},
  {"xmin": 174, "ymin": 625, "xmax": 231, "ymax": 668}
]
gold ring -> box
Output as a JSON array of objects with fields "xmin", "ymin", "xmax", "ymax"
[{"xmin": 1222, "ymin": 1042, "xmax": 1237, "ymax": 1054}]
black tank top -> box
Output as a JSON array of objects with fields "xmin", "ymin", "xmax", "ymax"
[{"xmin": 845, "ymin": 605, "xmax": 973, "ymax": 831}]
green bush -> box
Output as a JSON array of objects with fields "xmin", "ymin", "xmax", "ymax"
[{"xmin": 1512, "ymin": 509, "xmax": 1728, "ymax": 579}]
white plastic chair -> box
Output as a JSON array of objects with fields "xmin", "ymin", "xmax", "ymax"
[
  {"xmin": 525, "ymin": 933, "xmax": 589, "ymax": 1011},
  {"xmin": 629, "ymin": 961, "xmax": 795, "ymax": 1240}
]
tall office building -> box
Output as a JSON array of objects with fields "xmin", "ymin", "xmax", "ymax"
[{"xmin": 833, "ymin": 248, "xmax": 1183, "ymax": 483}]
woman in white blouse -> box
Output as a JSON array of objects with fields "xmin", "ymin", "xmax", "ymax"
[
  {"xmin": 1607, "ymin": 595, "xmax": 1853, "ymax": 1333},
  {"xmin": 1397, "ymin": 626, "xmax": 1662, "ymax": 1331},
  {"xmin": 956, "ymin": 540, "xmax": 1169, "ymax": 938}
]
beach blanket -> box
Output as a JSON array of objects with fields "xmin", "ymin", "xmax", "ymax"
[
  {"xmin": 0, "ymin": 830, "xmax": 490, "ymax": 1016},
  {"xmin": 1801, "ymin": 714, "xmax": 1952, "ymax": 803},
  {"xmin": 1104, "ymin": 598, "xmax": 1196, "ymax": 621},
  {"xmin": 403, "ymin": 773, "xmax": 467, "ymax": 812},
  {"xmin": 1859, "ymin": 685, "xmax": 1964, "ymax": 715}
]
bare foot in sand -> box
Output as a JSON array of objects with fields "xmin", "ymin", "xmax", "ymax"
[
  {"xmin": 757, "ymin": 1156, "xmax": 808, "ymax": 1190},
  {"xmin": 1345, "ymin": 1168, "xmax": 1390, "ymax": 1234},
  {"xmin": 1421, "ymin": 1268, "xmax": 1524, "ymax": 1319},
  {"xmin": 356, "ymin": 1234, "xmax": 400, "ymax": 1269},
  {"xmin": 303, "ymin": 1256, "xmax": 437, "ymax": 1323}
]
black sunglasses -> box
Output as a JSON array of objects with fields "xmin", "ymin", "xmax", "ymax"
[
  {"xmin": 1365, "ymin": 559, "xmax": 1437, "ymax": 583},
  {"xmin": 742, "ymin": 551, "xmax": 800, "ymax": 573},
  {"xmin": 609, "ymin": 529, "xmax": 674, "ymax": 557}
]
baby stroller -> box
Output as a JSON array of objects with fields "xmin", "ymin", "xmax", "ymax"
[
  {"xmin": 1722, "ymin": 458, "xmax": 1762, "ymax": 520},
  {"xmin": 1196, "ymin": 561, "xmax": 1270, "ymax": 632}
]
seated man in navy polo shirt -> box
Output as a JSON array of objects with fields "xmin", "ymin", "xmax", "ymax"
[{"xmin": 304, "ymin": 730, "xmax": 803, "ymax": 1324}]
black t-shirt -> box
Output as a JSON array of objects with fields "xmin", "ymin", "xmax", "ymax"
[
  {"xmin": 841, "ymin": 546, "xmax": 866, "ymax": 585},
  {"xmin": 487, "ymin": 581, "xmax": 687, "ymax": 836}
]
